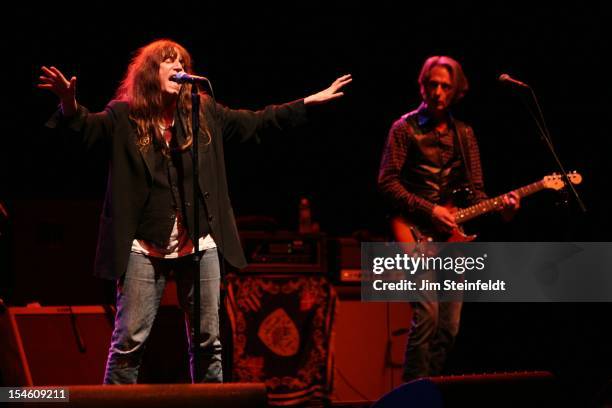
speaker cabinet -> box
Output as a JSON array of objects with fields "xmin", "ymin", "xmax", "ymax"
[
  {"xmin": 0, "ymin": 305, "xmax": 113, "ymax": 386},
  {"xmin": 331, "ymin": 287, "xmax": 412, "ymax": 402}
]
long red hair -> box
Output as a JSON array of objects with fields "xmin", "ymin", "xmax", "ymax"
[{"xmin": 115, "ymin": 39, "xmax": 209, "ymax": 153}]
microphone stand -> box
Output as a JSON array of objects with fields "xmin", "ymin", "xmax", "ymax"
[
  {"xmin": 514, "ymin": 82, "xmax": 587, "ymax": 213},
  {"xmin": 190, "ymin": 81, "xmax": 202, "ymax": 382},
  {"xmin": 176, "ymin": 76, "xmax": 216, "ymax": 383}
]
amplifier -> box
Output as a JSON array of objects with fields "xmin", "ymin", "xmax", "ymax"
[
  {"xmin": 0, "ymin": 305, "xmax": 113, "ymax": 385},
  {"xmin": 328, "ymin": 237, "xmax": 362, "ymax": 284},
  {"xmin": 239, "ymin": 231, "xmax": 327, "ymax": 273}
]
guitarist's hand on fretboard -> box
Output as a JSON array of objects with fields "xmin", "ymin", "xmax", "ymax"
[{"xmin": 499, "ymin": 191, "xmax": 521, "ymax": 221}]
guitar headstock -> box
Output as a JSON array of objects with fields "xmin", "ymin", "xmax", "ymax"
[{"xmin": 542, "ymin": 171, "xmax": 583, "ymax": 190}]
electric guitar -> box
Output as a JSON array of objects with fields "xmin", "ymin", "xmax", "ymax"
[{"xmin": 391, "ymin": 172, "xmax": 583, "ymax": 243}]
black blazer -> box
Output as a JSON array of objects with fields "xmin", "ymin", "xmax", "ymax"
[{"xmin": 47, "ymin": 96, "xmax": 307, "ymax": 280}]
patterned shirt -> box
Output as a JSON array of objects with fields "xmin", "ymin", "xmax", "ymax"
[{"xmin": 378, "ymin": 103, "xmax": 486, "ymax": 218}]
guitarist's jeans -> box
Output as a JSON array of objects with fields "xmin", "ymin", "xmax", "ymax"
[{"xmin": 403, "ymin": 275, "xmax": 463, "ymax": 381}]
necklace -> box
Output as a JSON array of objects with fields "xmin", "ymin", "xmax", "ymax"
[{"xmin": 158, "ymin": 121, "xmax": 174, "ymax": 132}]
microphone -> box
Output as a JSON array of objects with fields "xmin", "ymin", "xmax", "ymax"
[
  {"xmin": 498, "ymin": 73, "xmax": 529, "ymax": 88},
  {"xmin": 170, "ymin": 72, "xmax": 209, "ymax": 84}
]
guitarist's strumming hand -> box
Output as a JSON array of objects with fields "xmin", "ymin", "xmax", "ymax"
[
  {"xmin": 499, "ymin": 191, "xmax": 521, "ymax": 221},
  {"xmin": 432, "ymin": 205, "xmax": 457, "ymax": 234}
]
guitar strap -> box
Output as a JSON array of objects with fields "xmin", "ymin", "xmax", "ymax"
[{"xmin": 453, "ymin": 121, "xmax": 477, "ymax": 201}]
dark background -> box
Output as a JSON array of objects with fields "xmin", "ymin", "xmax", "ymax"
[
  {"xmin": 1, "ymin": 2, "xmax": 610, "ymax": 400},
  {"xmin": 3, "ymin": 3, "xmax": 610, "ymax": 237}
]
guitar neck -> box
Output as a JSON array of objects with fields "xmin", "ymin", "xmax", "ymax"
[{"xmin": 455, "ymin": 180, "xmax": 546, "ymax": 224}]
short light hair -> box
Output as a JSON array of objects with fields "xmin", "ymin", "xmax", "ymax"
[{"xmin": 418, "ymin": 56, "xmax": 469, "ymax": 104}]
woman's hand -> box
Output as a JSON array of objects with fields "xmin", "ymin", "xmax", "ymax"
[
  {"xmin": 304, "ymin": 74, "xmax": 352, "ymax": 106},
  {"xmin": 38, "ymin": 66, "xmax": 78, "ymax": 117}
]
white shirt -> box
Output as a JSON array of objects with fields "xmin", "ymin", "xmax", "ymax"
[{"xmin": 131, "ymin": 211, "xmax": 216, "ymax": 258}]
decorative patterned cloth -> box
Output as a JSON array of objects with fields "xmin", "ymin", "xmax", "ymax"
[{"xmin": 225, "ymin": 274, "xmax": 337, "ymax": 406}]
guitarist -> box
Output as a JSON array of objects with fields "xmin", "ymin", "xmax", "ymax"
[{"xmin": 378, "ymin": 56, "xmax": 520, "ymax": 381}]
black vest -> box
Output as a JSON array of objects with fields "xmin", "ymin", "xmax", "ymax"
[
  {"xmin": 134, "ymin": 126, "xmax": 211, "ymax": 247},
  {"xmin": 401, "ymin": 118, "xmax": 467, "ymax": 205}
]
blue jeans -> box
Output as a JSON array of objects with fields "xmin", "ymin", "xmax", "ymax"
[
  {"xmin": 402, "ymin": 300, "xmax": 462, "ymax": 381},
  {"xmin": 103, "ymin": 249, "xmax": 222, "ymax": 384},
  {"xmin": 402, "ymin": 268, "xmax": 463, "ymax": 381}
]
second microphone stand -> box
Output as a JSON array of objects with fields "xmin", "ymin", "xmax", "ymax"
[{"xmin": 512, "ymin": 79, "xmax": 586, "ymax": 213}]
